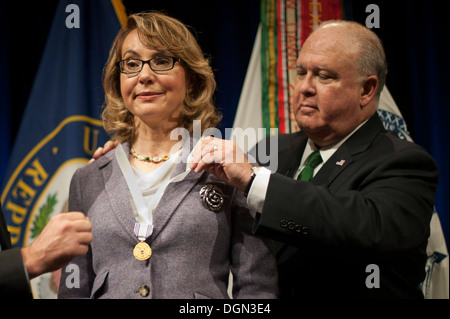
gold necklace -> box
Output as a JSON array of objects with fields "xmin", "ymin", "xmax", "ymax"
[{"xmin": 130, "ymin": 147, "xmax": 170, "ymax": 163}]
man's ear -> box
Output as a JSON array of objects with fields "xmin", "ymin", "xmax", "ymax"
[{"xmin": 360, "ymin": 75, "xmax": 378, "ymax": 108}]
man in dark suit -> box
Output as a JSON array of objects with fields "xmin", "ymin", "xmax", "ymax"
[
  {"xmin": 0, "ymin": 204, "xmax": 92, "ymax": 298},
  {"xmin": 191, "ymin": 20, "xmax": 439, "ymax": 298},
  {"xmin": 0, "ymin": 204, "xmax": 31, "ymax": 297}
]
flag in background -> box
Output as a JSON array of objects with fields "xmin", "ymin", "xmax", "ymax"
[
  {"xmin": 1, "ymin": 0, "xmax": 126, "ymax": 298},
  {"xmin": 0, "ymin": 1, "xmax": 11, "ymax": 186},
  {"xmin": 233, "ymin": 0, "xmax": 448, "ymax": 299},
  {"xmin": 260, "ymin": 0, "xmax": 342, "ymax": 135}
]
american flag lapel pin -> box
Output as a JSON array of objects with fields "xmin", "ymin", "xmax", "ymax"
[{"xmin": 336, "ymin": 159, "xmax": 346, "ymax": 166}]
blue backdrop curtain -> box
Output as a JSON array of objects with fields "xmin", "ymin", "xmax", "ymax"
[
  {"xmin": 1, "ymin": 0, "xmax": 448, "ymax": 246},
  {"xmin": 405, "ymin": 1, "xmax": 448, "ymax": 246}
]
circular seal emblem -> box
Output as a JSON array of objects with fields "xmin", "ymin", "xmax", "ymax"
[
  {"xmin": 1, "ymin": 115, "xmax": 108, "ymax": 298},
  {"xmin": 376, "ymin": 109, "xmax": 412, "ymax": 141}
]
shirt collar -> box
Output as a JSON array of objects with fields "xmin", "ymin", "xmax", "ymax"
[{"xmin": 303, "ymin": 119, "xmax": 369, "ymax": 166}]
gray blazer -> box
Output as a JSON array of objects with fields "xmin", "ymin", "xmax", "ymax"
[{"xmin": 58, "ymin": 140, "xmax": 278, "ymax": 299}]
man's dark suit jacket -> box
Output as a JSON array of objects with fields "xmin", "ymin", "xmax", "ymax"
[
  {"xmin": 0, "ymin": 204, "xmax": 32, "ymax": 298},
  {"xmin": 253, "ymin": 114, "xmax": 439, "ymax": 299}
]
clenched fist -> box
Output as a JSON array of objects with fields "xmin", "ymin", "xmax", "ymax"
[{"xmin": 21, "ymin": 212, "xmax": 92, "ymax": 279}]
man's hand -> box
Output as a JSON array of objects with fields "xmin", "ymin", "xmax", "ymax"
[
  {"xmin": 88, "ymin": 140, "xmax": 119, "ymax": 164},
  {"xmin": 21, "ymin": 212, "xmax": 92, "ymax": 279},
  {"xmin": 190, "ymin": 137, "xmax": 253, "ymax": 192}
]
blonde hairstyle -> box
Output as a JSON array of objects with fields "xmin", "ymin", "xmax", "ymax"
[{"xmin": 102, "ymin": 11, "xmax": 221, "ymax": 143}]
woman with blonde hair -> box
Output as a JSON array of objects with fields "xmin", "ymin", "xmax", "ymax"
[{"xmin": 58, "ymin": 11, "xmax": 278, "ymax": 299}]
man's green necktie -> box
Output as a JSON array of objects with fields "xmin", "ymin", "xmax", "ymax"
[{"xmin": 298, "ymin": 151, "xmax": 323, "ymax": 181}]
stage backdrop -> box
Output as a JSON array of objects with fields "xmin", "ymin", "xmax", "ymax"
[
  {"xmin": 0, "ymin": 0, "xmax": 125, "ymax": 298},
  {"xmin": 0, "ymin": 0, "xmax": 448, "ymax": 299}
]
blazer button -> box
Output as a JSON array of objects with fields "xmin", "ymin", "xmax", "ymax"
[
  {"xmin": 139, "ymin": 285, "xmax": 150, "ymax": 297},
  {"xmin": 280, "ymin": 219, "xmax": 288, "ymax": 228},
  {"xmin": 294, "ymin": 224, "xmax": 303, "ymax": 233},
  {"xmin": 301, "ymin": 227, "xmax": 311, "ymax": 236},
  {"xmin": 287, "ymin": 221, "xmax": 295, "ymax": 230}
]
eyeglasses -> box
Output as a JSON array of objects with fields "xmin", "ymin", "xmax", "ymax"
[{"xmin": 116, "ymin": 56, "xmax": 179, "ymax": 74}]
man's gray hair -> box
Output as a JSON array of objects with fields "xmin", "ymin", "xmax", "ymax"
[{"xmin": 317, "ymin": 20, "xmax": 388, "ymax": 98}]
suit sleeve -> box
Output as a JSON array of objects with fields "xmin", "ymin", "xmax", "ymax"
[
  {"xmin": 0, "ymin": 248, "xmax": 32, "ymax": 298},
  {"xmin": 229, "ymin": 189, "xmax": 279, "ymax": 298},
  {"xmin": 253, "ymin": 143, "xmax": 439, "ymax": 257},
  {"xmin": 0, "ymin": 204, "xmax": 32, "ymax": 298}
]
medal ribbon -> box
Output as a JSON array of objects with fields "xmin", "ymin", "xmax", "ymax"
[
  {"xmin": 134, "ymin": 223, "xmax": 153, "ymax": 242},
  {"xmin": 115, "ymin": 143, "xmax": 193, "ymax": 242}
]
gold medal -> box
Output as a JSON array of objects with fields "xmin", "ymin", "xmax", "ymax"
[{"xmin": 133, "ymin": 242, "xmax": 152, "ymax": 261}]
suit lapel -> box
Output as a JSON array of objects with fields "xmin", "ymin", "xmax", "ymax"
[
  {"xmin": 278, "ymin": 132, "xmax": 308, "ymax": 178},
  {"xmin": 312, "ymin": 114, "xmax": 384, "ymax": 186},
  {"xmin": 312, "ymin": 146, "xmax": 352, "ymax": 186},
  {"xmin": 275, "ymin": 114, "xmax": 384, "ymax": 260},
  {"xmin": 149, "ymin": 169, "xmax": 204, "ymax": 243},
  {"xmin": 101, "ymin": 149, "xmax": 138, "ymax": 243},
  {"xmin": 145, "ymin": 136, "xmax": 204, "ymax": 243}
]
